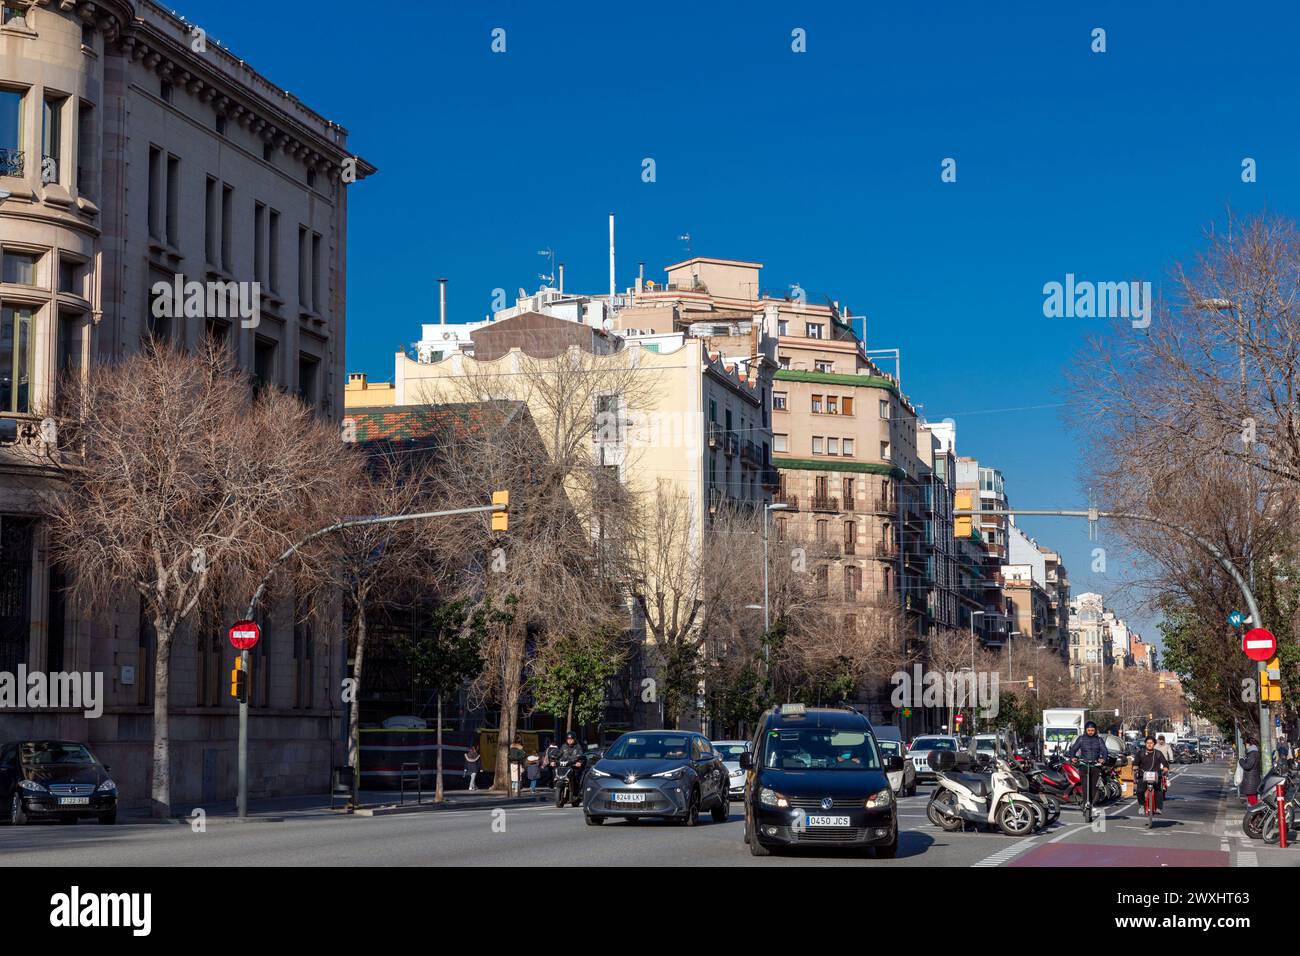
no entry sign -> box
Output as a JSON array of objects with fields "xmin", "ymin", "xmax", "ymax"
[
  {"xmin": 1242, "ymin": 628, "xmax": 1276, "ymax": 662},
  {"xmin": 229, "ymin": 620, "xmax": 261, "ymax": 651}
]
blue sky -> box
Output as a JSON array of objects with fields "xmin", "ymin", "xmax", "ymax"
[{"xmin": 175, "ymin": 0, "xmax": 1300, "ymax": 647}]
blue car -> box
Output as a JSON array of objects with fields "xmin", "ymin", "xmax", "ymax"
[{"xmin": 582, "ymin": 730, "xmax": 729, "ymax": 826}]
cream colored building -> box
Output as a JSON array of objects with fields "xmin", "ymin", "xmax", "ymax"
[
  {"xmin": 0, "ymin": 0, "xmax": 371, "ymax": 805},
  {"xmin": 345, "ymin": 371, "xmax": 395, "ymax": 407}
]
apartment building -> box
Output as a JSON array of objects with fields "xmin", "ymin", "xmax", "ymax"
[
  {"xmin": 954, "ymin": 457, "xmax": 1012, "ymax": 643},
  {"xmin": 0, "ymin": 0, "xmax": 371, "ymax": 805},
  {"xmin": 1068, "ymin": 592, "xmax": 1113, "ymax": 697}
]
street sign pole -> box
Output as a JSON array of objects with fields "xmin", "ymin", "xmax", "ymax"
[{"xmin": 234, "ymin": 500, "xmax": 508, "ymax": 819}]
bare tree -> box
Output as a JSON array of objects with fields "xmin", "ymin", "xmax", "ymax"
[{"xmin": 42, "ymin": 343, "xmax": 348, "ymax": 816}]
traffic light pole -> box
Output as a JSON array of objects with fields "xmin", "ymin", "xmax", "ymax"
[
  {"xmin": 235, "ymin": 501, "xmax": 507, "ymax": 819},
  {"xmin": 956, "ymin": 507, "xmax": 1273, "ymax": 774}
]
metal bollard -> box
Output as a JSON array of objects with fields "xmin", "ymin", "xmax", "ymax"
[{"xmin": 1278, "ymin": 781, "xmax": 1289, "ymax": 849}]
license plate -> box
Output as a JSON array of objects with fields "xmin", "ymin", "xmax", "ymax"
[
  {"xmin": 58, "ymin": 797, "xmax": 89, "ymax": 806},
  {"xmin": 806, "ymin": 814, "xmax": 850, "ymax": 827},
  {"xmin": 613, "ymin": 792, "xmax": 644, "ymax": 803}
]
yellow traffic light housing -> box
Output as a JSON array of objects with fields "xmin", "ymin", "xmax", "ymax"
[
  {"xmin": 230, "ymin": 656, "xmax": 248, "ymax": 703},
  {"xmin": 491, "ymin": 490, "xmax": 509, "ymax": 533},
  {"xmin": 1026, "ymin": 674, "xmax": 1035, "ymax": 691}
]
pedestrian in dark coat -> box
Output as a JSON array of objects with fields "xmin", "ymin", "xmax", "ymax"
[{"xmin": 1239, "ymin": 738, "xmax": 1262, "ymax": 806}]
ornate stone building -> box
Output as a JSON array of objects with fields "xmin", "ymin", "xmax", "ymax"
[{"xmin": 0, "ymin": 0, "xmax": 372, "ymax": 806}]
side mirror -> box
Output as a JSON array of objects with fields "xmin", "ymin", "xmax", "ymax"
[
  {"xmin": 885, "ymin": 755, "xmax": 905, "ymax": 772},
  {"xmin": 738, "ymin": 752, "xmax": 753, "ymax": 771}
]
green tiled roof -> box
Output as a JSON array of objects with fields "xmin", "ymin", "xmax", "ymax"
[
  {"xmin": 345, "ymin": 401, "xmax": 525, "ymax": 445},
  {"xmin": 774, "ymin": 369, "xmax": 901, "ymax": 397},
  {"xmin": 773, "ymin": 457, "xmax": 909, "ymax": 479}
]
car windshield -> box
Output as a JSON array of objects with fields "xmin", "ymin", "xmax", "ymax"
[
  {"xmin": 762, "ymin": 728, "xmax": 880, "ymax": 770},
  {"xmin": 878, "ymin": 740, "xmax": 902, "ymax": 756},
  {"xmin": 713, "ymin": 744, "xmax": 749, "ymax": 760},
  {"xmin": 912, "ymin": 737, "xmax": 956, "ymax": 751},
  {"xmin": 605, "ymin": 733, "xmax": 692, "ymax": 760},
  {"xmin": 21, "ymin": 742, "xmax": 96, "ymax": 766},
  {"xmin": 976, "ymin": 738, "xmax": 996, "ymax": 751}
]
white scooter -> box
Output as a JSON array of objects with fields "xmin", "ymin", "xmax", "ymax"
[{"xmin": 925, "ymin": 750, "xmax": 1047, "ymax": 836}]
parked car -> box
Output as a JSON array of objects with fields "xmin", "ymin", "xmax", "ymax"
[
  {"xmin": 582, "ymin": 731, "xmax": 729, "ymax": 826},
  {"xmin": 0, "ymin": 741, "xmax": 117, "ymax": 825},
  {"xmin": 907, "ymin": 735, "xmax": 962, "ymax": 781},
  {"xmin": 711, "ymin": 739, "xmax": 752, "ymax": 800},
  {"xmin": 741, "ymin": 704, "xmax": 902, "ymax": 857},
  {"xmin": 877, "ymin": 739, "xmax": 917, "ymax": 795}
]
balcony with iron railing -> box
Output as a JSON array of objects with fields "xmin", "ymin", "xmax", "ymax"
[
  {"xmin": 775, "ymin": 490, "xmax": 798, "ymax": 508},
  {"xmin": 761, "ymin": 467, "xmax": 781, "ymax": 489},
  {"xmin": 724, "ymin": 430, "xmax": 739, "ymax": 457},
  {"xmin": 808, "ymin": 539, "xmax": 841, "ymax": 558},
  {"xmin": 873, "ymin": 540, "xmax": 897, "ymax": 559},
  {"xmin": 810, "ymin": 494, "xmax": 839, "ymax": 512}
]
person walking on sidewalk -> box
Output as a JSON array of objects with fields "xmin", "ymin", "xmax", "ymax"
[
  {"xmin": 1239, "ymin": 736, "xmax": 1262, "ymax": 807},
  {"xmin": 507, "ymin": 738, "xmax": 526, "ymax": 797},
  {"xmin": 464, "ymin": 744, "xmax": 482, "ymax": 791},
  {"xmin": 526, "ymin": 753, "xmax": 541, "ymax": 799}
]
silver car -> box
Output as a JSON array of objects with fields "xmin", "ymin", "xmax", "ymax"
[
  {"xmin": 907, "ymin": 735, "xmax": 961, "ymax": 781},
  {"xmin": 582, "ymin": 731, "xmax": 730, "ymax": 826},
  {"xmin": 711, "ymin": 739, "xmax": 752, "ymax": 800},
  {"xmin": 877, "ymin": 739, "xmax": 917, "ymax": 795}
]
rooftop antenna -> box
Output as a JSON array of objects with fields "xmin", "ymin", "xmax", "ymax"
[
  {"xmin": 537, "ymin": 247, "xmax": 555, "ymax": 286},
  {"xmin": 678, "ymin": 232, "xmax": 692, "ymax": 256}
]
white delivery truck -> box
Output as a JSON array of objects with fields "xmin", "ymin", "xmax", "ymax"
[{"xmin": 1043, "ymin": 708, "xmax": 1088, "ymax": 758}]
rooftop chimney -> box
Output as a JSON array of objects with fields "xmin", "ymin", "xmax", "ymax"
[
  {"xmin": 438, "ymin": 278, "xmax": 447, "ymax": 325},
  {"xmin": 558, "ymin": 262, "xmax": 565, "ymax": 295}
]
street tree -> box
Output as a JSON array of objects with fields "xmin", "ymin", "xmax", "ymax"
[{"xmin": 42, "ymin": 343, "xmax": 347, "ymax": 816}]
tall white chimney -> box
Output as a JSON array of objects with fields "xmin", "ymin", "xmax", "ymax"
[
  {"xmin": 558, "ymin": 262, "xmax": 565, "ymax": 295},
  {"xmin": 608, "ymin": 213, "xmax": 615, "ymax": 301},
  {"xmin": 438, "ymin": 278, "xmax": 447, "ymax": 325}
]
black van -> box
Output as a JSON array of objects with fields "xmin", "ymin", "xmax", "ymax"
[{"xmin": 740, "ymin": 704, "xmax": 903, "ymax": 857}]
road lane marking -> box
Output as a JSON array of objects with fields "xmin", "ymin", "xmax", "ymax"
[{"xmin": 973, "ymin": 834, "xmax": 1040, "ymax": 867}]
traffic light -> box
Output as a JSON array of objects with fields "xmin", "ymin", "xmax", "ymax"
[
  {"xmin": 491, "ymin": 489, "xmax": 509, "ymax": 532},
  {"xmin": 1026, "ymin": 674, "xmax": 1035, "ymax": 691},
  {"xmin": 1260, "ymin": 667, "xmax": 1282, "ymax": 703},
  {"xmin": 230, "ymin": 656, "xmax": 247, "ymax": 703}
]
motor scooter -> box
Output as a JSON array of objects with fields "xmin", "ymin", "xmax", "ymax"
[{"xmin": 925, "ymin": 750, "xmax": 1046, "ymax": 836}]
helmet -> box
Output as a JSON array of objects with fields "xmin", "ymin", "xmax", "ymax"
[{"xmin": 1085, "ymin": 721, "xmax": 1098, "ymax": 731}]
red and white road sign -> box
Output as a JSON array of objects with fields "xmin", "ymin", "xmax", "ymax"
[
  {"xmin": 229, "ymin": 620, "xmax": 261, "ymax": 651},
  {"xmin": 955, "ymin": 713, "xmax": 965, "ymax": 725},
  {"xmin": 1242, "ymin": 628, "xmax": 1276, "ymax": 662}
]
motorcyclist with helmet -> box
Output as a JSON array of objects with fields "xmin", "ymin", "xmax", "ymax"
[{"xmin": 1066, "ymin": 721, "xmax": 1110, "ymax": 806}]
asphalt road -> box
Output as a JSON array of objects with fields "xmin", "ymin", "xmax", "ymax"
[{"xmin": 0, "ymin": 760, "xmax": 1292, "ymax": 866}]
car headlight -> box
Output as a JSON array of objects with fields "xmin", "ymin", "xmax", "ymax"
[
  {"xmin": 759, "ymin": 787, "xmax": 789, "ymax": 809},
  {"xmin": 651, "ymin": 767, "xmax": 684, "ymax": 779},
  {"xmin": 17, "ymin": 780, "xmax": 47, "ymax": 792},
  {"xmin": 587, "ymin": 767, "xmax": 611, "ymax": 778},
  {"xmin": 865, "ymin": 788, "xmax": 893, "ymax": 809},
  {"xmin": 97, "ymin": 779, "xmax": 117, "ymax": 792}
]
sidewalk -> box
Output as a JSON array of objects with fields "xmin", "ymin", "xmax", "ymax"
[{"xmin": 122, "ymin": 786, "xmax": 549, "ymax": 825}]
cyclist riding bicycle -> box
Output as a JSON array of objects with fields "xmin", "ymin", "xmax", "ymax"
[{"xmin": 1133, "ymin": 735, "xmax": 1170, "ymax": 816}]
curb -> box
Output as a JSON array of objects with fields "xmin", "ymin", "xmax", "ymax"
[{"xmin": 355, "ymin": 796, "xmax": 548, "ymax": 817}]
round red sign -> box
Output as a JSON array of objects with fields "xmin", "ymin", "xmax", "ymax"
[
  {"xmin": 1242, "ymin": 627, "xmax": 1276, "ymax": 663},
  {"xmin": 229, "ymin": 620, "xmax": 261, "ymax": 651}
]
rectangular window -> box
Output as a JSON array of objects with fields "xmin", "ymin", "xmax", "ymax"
[
  {"xmin": 815, "ymin": 360, "xmax": 834, "ymax": 373},
  {"xmin": 42, "ymin": 94, "xmax": 64, "ymax": 184},
  {"xmin": 774, "ymin": 433, "xmax": 788, "ymax": 453},
  {"xmin": 221, "ymin": 183, "xmax": 233, "ymax": 272},
  {"xmin": 58, "ymin": 257, "xmax": 79, "ymax": 295},
  {"xmin": 298, "ymin": 226, "xmax": 309, "ymax": 307},
  {"xmin": 709, "ymin": 398, "xmax": 717, "ymax": 423},
  {"xmin": 881, "ymin": 440, "xmax": 891, "ymax": 460},
  {"xmin": 254, "ymin": 337, "xmax": 277, "ymax": 390},
  {"xmin": 826, "ymin": 396, "xmax": 838, "ymax": 415},
  {"xmin": 205, "ymin": 177, "xmax": 218, "ymax": 264},
  {"xmin": 812, "ymin": 436, "xmax": 823, "ymax": 455},
  {"xmin": 294, "ymin": 606, "xmax": 314, "ymax": 709},
  {"xmin": 2, "ymin": 250, "xmax": 38, "ymax": 285},
  {"xmin": 76, "ymin": 102, "xmax": 94, "ymax": 198},
  {"xmin": 165, "ymin": 155, "xmax": 179, "ymax": 245},
  {"xmin": 843, "ymin": 438, "xmax": 855, "ymax": 456},
  {"xmin": 842, "ymin": 396, "xmax": 854, "ymax": 416},
  {"xmin": 57, "ymin": 313, "xmax": 81, "ymax": 397},
  {"xmin": 268, "ymin": 209, "xmax": 281, "ymax": 292},
  {"xmin": 806, "ymin": 323, "xmax": 823, "ymax": 339},
  {"xmin": 0, "ymin": 517, "xmax": 34, "ymax": 673},
  {"xmin": 772, "ymin": 391, "xmax": 786, "ymax": 411},
  {"xmin": 811, "ymin": 394, "xmax": 823, "ymax": 414},
  {"xmin": 777, "ymin": 319, "xmax": 788, "ymax": 336},
  {"xmin": 147, "ymin": 146, "xmax": 162, "ymax": 240},
  {"xmin": 778, "ymin": 355, "xmax": 790, "ymax": 369},
  {"xmin": 2, "ymin": 4, "xmax": 27, "ymax": 26},
  {"xmin": 879, "ymin": 399, "xmax": 890, "ymax": 418},
  {"xmin": 843, "ymin": 478, "xmax": 854, "ymax": 501},
  {"xmin": 298, "ymin": 352, "xmax": 319, "ymax": 405},
  {"xmin": 0, "ymin": 88, "xmax": 22, "ymax": 176},
  {"xmin": 0, "ymin": 305, "xmax": 33, "ymax": 412},
  {"xmin": 312, "ymin": 232, "xmax": 322, "ymax": 312},
  {"xmin": 827, "ymin": 437, "xmax": 839, "ymax": 455},
  {"xmin": 254, "ymin": 203, "xmax": 265, "ymax": 283}
]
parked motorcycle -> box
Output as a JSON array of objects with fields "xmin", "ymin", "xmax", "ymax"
[
  {"xmin": 1243, "ymin": 758, "xmax": 1296, "ymax": 843},
  {"xmin": 925, "ymin": 750, "xmax": 1047, "ymax": 836}
]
